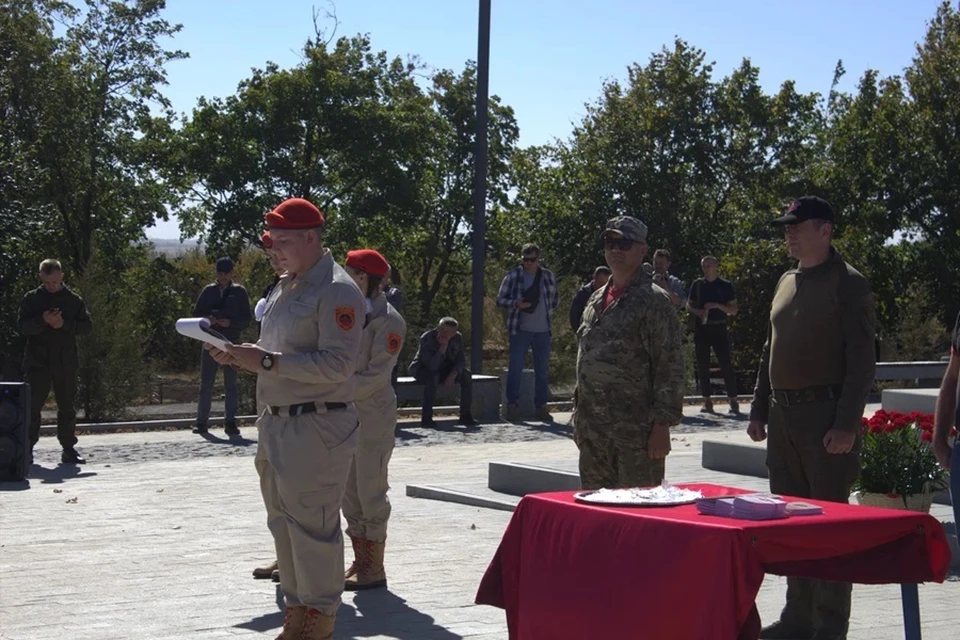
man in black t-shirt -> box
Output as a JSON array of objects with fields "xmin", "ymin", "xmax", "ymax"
[
  {"xmin": 686, "ymin": 255, "xmax": 739, "ymax": 413},
  {"xmin": 933, "ymin": 311, "xmax": 960, "ymax": 532}
]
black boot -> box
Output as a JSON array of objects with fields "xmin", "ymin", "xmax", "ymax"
[{"xmin": 61, "ymin": 448, "xmax": 86, "ymax": 464}]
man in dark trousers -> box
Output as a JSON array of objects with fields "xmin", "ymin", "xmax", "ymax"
[
  {"xmin": 408, "ymin": 317, "xmax": 475, "ymax": 428},
  {"xmin": 18, "ymin": 259, "xmax": 92, "ymax": 464},
  {"xmin": 192, "ymin": 257, "xmax": 251, "ymax": 435},
  {"xmin": 748, "ymin": 196, "xmax": 876, "ymax": 640},
  {"xmin": 686, "ymin": 255, "xmax": 740, "ymax": 414},
  {"xmin": 569, "ymin": 266, "xmax": 610, "ymax": 333}
]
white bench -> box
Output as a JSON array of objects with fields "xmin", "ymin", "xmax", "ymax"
[
  {"xmin": 396, "ymin": 374, "xmax": 501, "ymax": 421},
  {"xmin": 875, "ymin": 361, "xmax": 947, "ymax": 386}
]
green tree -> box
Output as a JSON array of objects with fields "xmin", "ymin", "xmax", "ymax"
[
  {"xmin": 904, "ymin": 1, "xmax": 960, "ymax": 325},
  {"xmin": 175, "ymin": 33, "xmax": 430, "ymax": 257},
  {"xmin": 28, "ymin": 0, "xmax": 187, "ymax": 273}
]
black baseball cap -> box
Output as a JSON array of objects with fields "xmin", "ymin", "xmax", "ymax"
[{"xmin": 771, "ymin": 196, "xmax": 835, "ymax": 225}]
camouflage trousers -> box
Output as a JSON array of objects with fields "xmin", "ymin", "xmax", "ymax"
[{"xmin": 575, "ymin": 423, "xmax": 664, "ymax": 490}]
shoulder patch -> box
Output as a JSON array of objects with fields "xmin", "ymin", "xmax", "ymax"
[
  {"xmin": 387, "ymin": 332, "xmax": 403, "ymax": 354},
  {"xmin": 335, "ymin": 306, "xmax": 356, "ymax": 331}
]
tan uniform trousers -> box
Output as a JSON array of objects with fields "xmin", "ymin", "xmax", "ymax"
[
  {"xmin": 342, "ymin": 394, "xmax": 397, "ymax": 542},
  {"xmin": 765, "ymin": 397, "xmax": 860, "ymax": 636},
  {"xmin": 255, "ymin": 405, "xmax": 359, "ymax": 614}
]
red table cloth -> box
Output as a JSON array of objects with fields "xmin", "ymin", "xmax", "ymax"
[{"xmin": 475, "ymin": 483, "xmax": 950, "ymax": 640}]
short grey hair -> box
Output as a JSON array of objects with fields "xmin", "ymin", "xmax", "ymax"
[{"xmin": 438, "ymin": 317, "xmax": 459, "ymax": 329}]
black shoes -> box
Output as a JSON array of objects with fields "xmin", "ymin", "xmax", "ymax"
[
  {"xmin": 224, "ymin": 421, "xmax": 240, "ymax": 436},
  {"xmin": 192, "ymin": 424, "xmax": 209, "ymax": 435},
  {"xmin": 61, "ymin": 448, "xmax": 86, "ymax": 465},
  {"xmin": 458, "ymin": 415, "xmax": 478, "ymax": 426}
]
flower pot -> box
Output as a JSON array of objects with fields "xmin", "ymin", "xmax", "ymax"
[{"xmin": 855, "ymin": 491, "xmax": 933, "ymax": 513}]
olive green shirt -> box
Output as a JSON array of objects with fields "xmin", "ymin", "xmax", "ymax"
[{"xmin": 750, "ymin": 248, "xmax": 876, "ymax": 433}]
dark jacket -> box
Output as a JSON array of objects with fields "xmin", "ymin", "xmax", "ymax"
[
  {"xmin": 569, "ymin": 282, "xmax": 596, "ymax": 333},
  {"xmin": 192, "ymin": 281, "xmax": 251, "ymax": 342},
  {"xmin": 408, "ymin": 329, "xmax": 465, "ymax": 377},
  {"xmin": 18, "ymin": 285, "xmax": 93, "ymax": 371}
]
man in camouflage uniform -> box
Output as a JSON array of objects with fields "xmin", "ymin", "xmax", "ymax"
[{"xmin": 574, "ymin": 216, "xmax": 686, "ymax": 489}]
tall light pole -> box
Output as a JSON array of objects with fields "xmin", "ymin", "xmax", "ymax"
[{"xmin": 471, "ymin": 0, "xmax": 491, "ymax": 374}]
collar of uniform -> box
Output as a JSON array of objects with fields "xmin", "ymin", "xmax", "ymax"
[
  {"xmin": 794, "ymin": 246, "xmax": 843, "ymax": 276},
  {"xmin": 297, "ymin": 249, "xmax": 335, "ymax": 286},
  {"xmin": 369, "ymin": 294, "xmax": 388, "ymax": 319}
]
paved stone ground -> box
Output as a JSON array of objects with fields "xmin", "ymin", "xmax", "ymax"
[
  {"xmin": 30, "ymin": 405, "xmax": 751, "ymax": 465},
  {"xmin": 3, "ymin": 403, "xmax": 958, "ymax": 639}
]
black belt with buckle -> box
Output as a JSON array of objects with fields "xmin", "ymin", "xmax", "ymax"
[
  {"xmin": 268, "ymin": 401, "xmax": 348, "ymax": 417},
  {"xmin": 772, "ymin": 385, "xmax": 843, "ymax": 407}
]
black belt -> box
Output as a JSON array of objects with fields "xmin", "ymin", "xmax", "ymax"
[
  {"xmin": 267, "ymin": 401, "xmax": 347, "ymax": 417},
  {"xmin": 772, "ymin": 385, "xmax": 842, "ymax": 407}
]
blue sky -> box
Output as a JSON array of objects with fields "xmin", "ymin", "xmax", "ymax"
[{"xmin": 148, "ymin": 0, "xmax": 946, "ymax": 238}]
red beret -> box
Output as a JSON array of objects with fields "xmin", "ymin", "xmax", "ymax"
[
  {"xmin": 265, "ymin": 198, "xmax": 324, "ymax": 229},
  {"xmin": 260, "ymin": 231, "xmax": 273, "ymax": 249},
  {"xmin": 345, "ymin": 249, "xmax": 389, "ymax": 278}
]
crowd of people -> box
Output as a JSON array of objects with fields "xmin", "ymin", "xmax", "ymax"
[{"xmin": 19, "ymin": 193, "xmax": 960, "ymax": 640}]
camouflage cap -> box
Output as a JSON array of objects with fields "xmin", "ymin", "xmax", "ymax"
[{"xmin": 602, "ymin": 216, "xmax": 648, "ymax": 243}]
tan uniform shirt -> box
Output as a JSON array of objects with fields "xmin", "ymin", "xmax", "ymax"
[
  {"xmin": 257, "ymin": 249, "xmax": 365, "ymax": 406},
  {"xmin": 354, "ymin": 295, "xmax": 406, "ymax": 405},
  {"xmin": 750, "ymin": 248, "xmax": 876, "ymax": 433}
]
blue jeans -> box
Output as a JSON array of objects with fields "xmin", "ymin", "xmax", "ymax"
[
  {"xmin": 950, "ymin": 444, "xmax": 960, "ymax": 530},
  {"xmin": 506, "ymin": 330, "xmax": 551, "ymax": 406}
]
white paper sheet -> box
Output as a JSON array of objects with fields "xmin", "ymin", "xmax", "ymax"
[{"xmin": 175, "ymin": 317, "xmax": 233, "ymax": 351}]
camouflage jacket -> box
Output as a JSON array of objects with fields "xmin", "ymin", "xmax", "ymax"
[{"xmin": 574, "ymin": 268, "xmax": 685, "ymax": 432}]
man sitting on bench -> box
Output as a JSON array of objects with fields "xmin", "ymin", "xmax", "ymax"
[{"xmin": 408, "ymin": 317, "xmax": 476, "ymax": 427}]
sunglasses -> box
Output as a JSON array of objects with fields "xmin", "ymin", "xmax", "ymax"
[
  {"xmin": 603, "ymin": 238, "xmax": 636, "ymax": 251},
  {"xmin": 522, "ymin": 256, "xmax": 539, "ymax": 263}
]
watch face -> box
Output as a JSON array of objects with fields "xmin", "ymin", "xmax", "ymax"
[{"xmin": 262, "ymin": 353, "xmax": 273, "ymax": 369}]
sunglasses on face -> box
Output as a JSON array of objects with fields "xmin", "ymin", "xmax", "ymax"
[
  {"xmin": 522, "ymin": 255, "xmax": 539, "ymax": 263},
  {"xmin": 603, "ymin": 238, "xmax": 635, "ymax": 251}
]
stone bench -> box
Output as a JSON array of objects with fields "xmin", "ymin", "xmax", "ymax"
[
  {"xmin": 396, "ymin": 374, "xmax": 501, "ymax": 422},
  {"xmin": 875, "ymin": 361, "xmax": 947, "ymax": 385}
]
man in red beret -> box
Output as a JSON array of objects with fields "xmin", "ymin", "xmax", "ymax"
[
  {"xmin": 339, "ymin": 248, "xmax": 407, "ymax": 591},
  {"xmin": 207, "ymin": 197, "xmax": 365, "ymax": 640}
]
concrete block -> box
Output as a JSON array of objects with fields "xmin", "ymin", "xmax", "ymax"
[
  {"xmin": 500, "ymin": 368, "xmax": 537, "ymax": 418},
  {"xmin": 487, "ymin": 461, "xmax": 581, "ymax": 496},
  {"xmin": 881, "ymin": 388, "xmax": 938, "ymax": 415},
  {"xmin": 395, "ymin": 374, "xmax": 501, "ymax": 421},
  {"xmin": 702, "ymin": 440, "xmax": 769, "ymax": 479},
  {"xmin": 405, "ymin": 484, "xmax": 517, "ymax": 512}
]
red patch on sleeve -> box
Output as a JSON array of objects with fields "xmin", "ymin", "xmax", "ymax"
[
  {"xmin": 387, "ymin": 333, "xmax": 402, "ymax": 354},
  {"xmin": 335, "ymin": 306, "xmax": 356, "ymax": 331}
]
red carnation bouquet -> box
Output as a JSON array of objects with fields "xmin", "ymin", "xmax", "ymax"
[{"xmin": 853, "ymin": 410, "xmax": 950, "ymax": 507}]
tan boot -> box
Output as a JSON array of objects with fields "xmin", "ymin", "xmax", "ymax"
[
  {"xmin": 300, "ymin": 608, "xmax": 335, "ymax": 640},
  {"xmin": 253, "ymin": 559, "xmax": 278, "ymax": 579},
  {"xmin": 345, "ymin": 539, "xmax": 387, "ymax": 591},
  {"xmin": 343, "ymin": 535, "xmax": 365, "ymax": 582},
  {"xmin": 274, "ymin": 605, "xmax": 306, "ymax": 640}
]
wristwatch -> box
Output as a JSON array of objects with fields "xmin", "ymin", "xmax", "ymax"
[{"xmin": 261, "ymin": 352, "xmax": 275, "ymax": 371}]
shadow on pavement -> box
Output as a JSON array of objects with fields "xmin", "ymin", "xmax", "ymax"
[
  {"xmin": 33, "ymin": 462, "xmax": 97, "ymax": 484},
  {"xmin": 337, "ymin": 588, "xmax": 463, "ymax": 639},
  {"xmin": 233, "ymin": 585, "xmax": 285, "ymax": 633},
  {"xmin": 199, "ymin": 432, "xmax": 256, "ymax": 447}
]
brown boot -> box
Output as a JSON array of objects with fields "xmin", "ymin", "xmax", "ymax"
[
  {"xmin": 300, "ymin": 608, "xmax": 335, "ymax": 640},
  {"xmin": 274, "ymin": 605, "xmax": 306, "ymax": 640},
  {"xmin": 253, "ymin": 559, "xmax": 278, "ymax": 580},
  {"xmin": 343, "ymin": 535, "xmax": 366, "ymax": 582},
  {"xmin": 345, "ymin": 539, "xmax": 387, "ymax": 591}
]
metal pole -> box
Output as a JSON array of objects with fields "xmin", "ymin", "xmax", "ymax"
[{"xmin": 471, "ymin": 0, "xmax": 491, "ymax": 374}]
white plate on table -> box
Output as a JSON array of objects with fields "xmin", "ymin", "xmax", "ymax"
[{"xmin": 573, "ymin": 486, "xmax": 703, "ymax": 507}]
